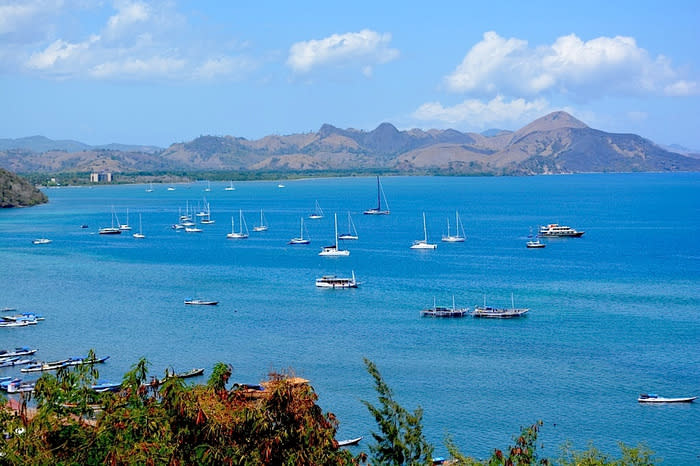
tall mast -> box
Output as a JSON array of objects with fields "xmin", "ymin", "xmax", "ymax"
[{"xmin": 376, "ymin": 176, "xmax": 381, "ymax": 210}]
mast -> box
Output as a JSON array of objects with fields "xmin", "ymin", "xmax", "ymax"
[
  {"xmin": 376, "ymin": 176, "xmax": 381, "ymax": 210},
  {"xmin": 334, "ymin": 213, "xmax": 339, "ymax": 249},
  {"xmin": 422, "ymin": 212, "xmax": 428, "ymax": 242}
]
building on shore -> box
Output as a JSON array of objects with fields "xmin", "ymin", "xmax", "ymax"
[{"xmin": 90, "ymin": 172, "xmax": 113, "ymax": 183}]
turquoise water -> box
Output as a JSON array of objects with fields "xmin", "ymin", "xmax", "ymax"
[{"xmin": 1, "ymin": 173, "xmax": 698, "ymax": 463}]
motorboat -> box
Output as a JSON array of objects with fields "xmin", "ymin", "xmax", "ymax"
[
  {"xmin": 315, "ymin": 271, "xmax": 358, "ymax": 288},
  {"xmin": 526, "ymin": 239, "xmax": 545, "ymax": 248},
  {"xmin": 638, "ymin": 393, "xmax": 697, "ymax": 403},
  {"xmin": 0, "ymin": 347, "xmax": 38, "ymax": 359},
  {"xmin": 538, "ymin": 223, "xmax": 584, "ymax": 237},
  {"xmin": 32, "ymin": 238, "xmax": 52, "ymax": 245},
  {"xmin": 337, "ymin": 436, "xmax": 363, "ymax": 447}
]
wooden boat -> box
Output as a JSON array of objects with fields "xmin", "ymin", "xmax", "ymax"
[
  {"xmin": 337, "ymin": 436, "xmax": 363, "ymax": 447},
  {"xmin": 164, "ymin": 368, "xmax": 205, "ymax": 380},
  {"xmin": 92, "ymin": 381, "xmax": 122, "ymax": 392},
  {"xmin": 184, "ymin": 299, "xmax": 219, "ymax": 306},
  {"xmin": 472, "ymin": 294, "xmax": 529, "ymax": 318},
  {"xmin": 638, "ymin": 393, "xmax": 697, "ymax": 403},
  {"xmin": 0, "ymin": 347, "xmax": 38, "ymax": 359},
  {"xmin": 421, "ymin": 296, "xmax": 468, "ymax": 317}
]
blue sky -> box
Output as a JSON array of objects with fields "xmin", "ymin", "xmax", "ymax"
[{"xmin": 1, "ymin": 0, "xmax": 699, "ymax": 149}]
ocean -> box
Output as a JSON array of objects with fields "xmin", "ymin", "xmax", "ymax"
[{"xmin": 1, "ymin": 173, "xmax": 698, "ymax": 463}]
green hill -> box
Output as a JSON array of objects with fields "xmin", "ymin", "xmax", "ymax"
[{"xmin": 0, "ymin": 167, "xmax": 48, "ymax": 207}]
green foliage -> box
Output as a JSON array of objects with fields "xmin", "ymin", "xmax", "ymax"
[
  {"xmin": 558, "ymin": 441, "xmax": 659, "ymax": 466},
  {"xmin": 361, "ymin": 358, "xmax": 433, "ymax": 465}
]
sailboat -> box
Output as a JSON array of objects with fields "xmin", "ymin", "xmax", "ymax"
[
  {"xmin": 99, "ymin": 207, "xmax": 122, "ymax": 235},
  {"xmin": 319, "ymin": 213, "xmax": 350, "ymax": 256},
  {"xmin": 146, "ymin": 182, "xmax": 154, "ymax": 192},
  {"xmin": 441, "ymin": 211, "xmax": 466, "ymax": 242},
  {"xmin": 289, "ymin": 217, "xmax": 310, "ymax": 244},
  {"xmin": 224, "ymin": 181, "xmax": 235, "ymax": 191},
  {"xmin": 410, "ymin": 212, "xmax": 437, "ymax": 249},
  {"xmin": 204, "ymin": 181, "xmax": 211, "ymax": 192},
  {"xmin": 472, "ymin": 294, "xmax": 529, "ymax": 318},
  {"xmin": 309, "ymin": 200, "xmax": 324, "ymax": 219},
  {"xmin": 338, "ymin": 211, "xmax": 359, "ymax": 240},
  {"xmin": 226, "ymin": 210, "xmax": 249, "ymax": 239},
  {"xmin": 252, "ymin": 209, "xmax": 269, "ymax": 232},
  {"xmin": 363, "ymin": 176, "xmax": 390, "ymax": 215},
  {"xmin": 200, "ymin": 202, "xmax": 215, "ymax": 224},
  {"xmin": 133, "ymin": 214, "xmax": 145, "ymax": 239},
  {"xmin": 119, "ymin": 208, "xmax": 132, "ymax": 231}
]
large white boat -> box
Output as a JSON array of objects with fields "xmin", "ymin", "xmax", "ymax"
[
  {"xmin": 315, "ymin": 271, "xmax": 358, "ymax": 288},
  {"xmin": 338, "ymin": 211, "xmax": 359, "ymax": 240},
  {"xmin": 319, "ymin": 213, "xmax": 350, "ymax": 256},
  {"xmin": 472, "ymin": 294, "xmax": 529, "ymax": 318},
  {"xmin": 441, "ymin": 211, "xmax": 466, "ymax": 242},
  {"xmin": 227, "ymin": 210, "xmax": 249, "ymax": 239},
  {"xmin": 410, "ymin": 212, "xmax": 437, "ymax": 249},
  {"xmin": 289, "ymin": 217, "xmax": 310, "ymax": 244},
  {"xmin": 253, "ymin": 209, "xmax": 269, "ymax": 232},
  {"xmin": 538, "ymin": 223, "xmax": 584, "ymax": 237},
  {"xmin": 363, "ymin": 176, "xmax": 390, "ymax": 215},
  {"xmin": 420, "ymin": 296, "xmax": 468, "ymax": 317}
]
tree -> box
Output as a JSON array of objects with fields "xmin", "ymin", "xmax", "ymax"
[{"xmin": 361, "ymin": 358, "xmax": 433, "ymax": 465}]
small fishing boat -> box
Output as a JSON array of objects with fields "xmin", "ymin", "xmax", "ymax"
[
  {"xmin": 184, "ymin": 299, "xmax": 219, "ymax": 306},
  {"xmin": 337, "ymin": 436, "xmax": 363, "ymax": 447},
  {"xmin": 7, "ymin": 380, "xmax": 36, "ymax": 393},
  {"xmin": 0, "ymin": 347, "xmax": 38, "ymax": 359},
  {"xmin": 92, "ymin": 381, "xmax": 122, "ymax": 392},
  {"xmin": 164, "ymin": 368, "xmax": 205, "ymax": 380},
  {"xmin": 32, "ymin": 238, "xmax": 52, "ymax": 245},
  {"xmin": 526, "ymin": 239, "xmax": 545, "ymax": 248},
  {"xmin": 638, "ymin": 393, "xmax": 697, "ymax": 403}
]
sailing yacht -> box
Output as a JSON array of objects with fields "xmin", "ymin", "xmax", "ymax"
[
  {"xmin": 224, "ymin": 181, "xmax": 235, "ymax": 191},
  {"xmin": 119, "ymin": 208, "xmax": 132, "ymax": 231},
  {"xmin": 441, "ymin": 211, "xmax": 466, "ymax": 242},
  {"xmin": 309, "ymin": 200, "xmax": 324, "ymax": 219},
  {"xmin": 289, "ymin": 217, "xmax": 310, "ymax": 244},
  {"xmin": 363, "ymin": 176, "xmax": 390, "ymax": 215},
  {"xmin": 252, "ymin": 209, "xmax": 269, "ymax": 232},
  {"xmin": 200, "ymin": 203, "xmax": 215, "ymax": 224},
  {"xmin": 99, "ymin": 207, "xmax": 122, "ymax": 235},
  {"xmin": 226, "ymin": 210, "xmax": 249, "ymax": 239},
  {"xmin": 319, "ymin": 213, "xmax": 350, "ymax": 256},
  {"xmin": 410, "ymin": 212, "xmax": 437, "ymax": 249},
  {"xmin": 146, "ymin": 183, "xmax": 154, "ymax": 192},
  {"xmin": 338, "ymin": 211, "xmax": 359, "ymax": 240},
  {"xmin": 204, "ymin": 181, "xmax": 211, "ymax": 192},
  {"xmin": 133, "ymin": 214, "xmax": 145, "ymax": 239}
]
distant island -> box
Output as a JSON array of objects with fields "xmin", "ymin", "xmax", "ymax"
[{"xmin": 1, "ymin": 112, "xmax": 699, "ymax": 186}]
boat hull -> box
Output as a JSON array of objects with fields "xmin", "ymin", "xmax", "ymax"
[{"xmin": 638, "ymin": 395, "xmax": 696, "ymax": 403}]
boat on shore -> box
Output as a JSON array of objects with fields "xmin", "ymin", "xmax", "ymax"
[
  {"xmin": 164, "ymin": 367, "xmax": 205, "ymax": 380},
  {"xmin": 538, "ymin": 223, "xmax": 584, "ymax": 237},
  {"xmin": 420, "ymin": 296, "xmax": 468, "ymax": 317},
  {"xmin": 21, "ymin": 355, "xmax": 109, "ymax": 373},
  {"xmin": 638, "ymin": 393, "xmax": 697, "ymax": 403},
  {"xmin": 472, "ymin": 295, "xmax": 529, "ymax": 318},
  {"xmin": 315, "ymin": 271, "xmax": 358, "ymax": 288}
]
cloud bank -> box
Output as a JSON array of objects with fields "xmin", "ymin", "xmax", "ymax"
[{"xmin": 286, "ymin": 29, "xmax": 399, "ymax": 76}]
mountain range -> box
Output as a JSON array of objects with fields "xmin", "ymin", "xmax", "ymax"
[{"xmin": 1, "ymin": 112, "xmax": 699, "ymax": 176}]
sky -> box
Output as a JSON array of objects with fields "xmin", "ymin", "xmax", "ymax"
[{"xmin": 1, "ymin": 0, "xmax": 699, "ymax": 149}]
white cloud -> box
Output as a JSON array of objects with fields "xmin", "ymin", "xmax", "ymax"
[
  {"xmin": 413, "ymin": 95, "xmax": 550, "ymax": 128},
  {"xmin": 104, "ymin": 0, "xmax": 151, "ymax": 41},
  {"xmin": 27, "ymin": 35, "xmax": 99, "ymax": 70},
  {"xmin": 446, "ymin": 31, "xmax": 698, "ymax": 99},
  {"xmin": 286, "ymin": 29, "xmax": 399, "ymax": 75},
  {"xmin": 89, "ymin": 56, "xmax": 186, "ymax": 79}
]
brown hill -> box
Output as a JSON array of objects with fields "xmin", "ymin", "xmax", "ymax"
[{"xmin": 1, "ymin": 112, "xmax": 699, "ymax": 176}]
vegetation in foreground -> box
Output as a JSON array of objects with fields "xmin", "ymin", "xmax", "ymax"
[{"xmin": 0, "ymin": 355, "xmax": 659, "ymax": 465}]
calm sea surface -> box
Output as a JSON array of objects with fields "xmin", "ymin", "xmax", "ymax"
[{"xmin": 1, "ymin": 173, "xmax": 698, "ymax": 463}]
